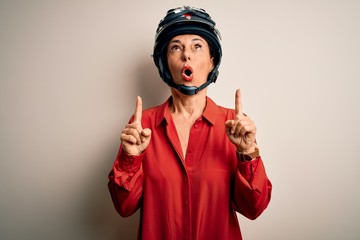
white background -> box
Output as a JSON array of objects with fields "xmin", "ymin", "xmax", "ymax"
[{"xmin": 1, "ymin": 1, "xmax": 359, "ymax": 239}]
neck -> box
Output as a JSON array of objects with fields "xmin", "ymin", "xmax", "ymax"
[{"xmin": 170, "ymin": 88, "xmax": 207, "ymax": 119}]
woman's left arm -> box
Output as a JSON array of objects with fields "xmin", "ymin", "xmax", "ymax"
[
  {"xmin": 225, "ymin": 89, "xmax": 272, "ymax": 219},
  {"xmin": 232, "ymin": 156, "xmax": 272, "ymax": 220}
]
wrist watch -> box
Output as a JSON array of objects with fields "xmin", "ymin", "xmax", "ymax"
[{"xmin": 236, "ymin": 147, "xmax": 260, "ymax": 162}]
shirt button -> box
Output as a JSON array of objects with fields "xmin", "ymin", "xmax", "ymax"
[{"xmin": 194, "ymin": 124, "xmax": 198, "ymax": 128}]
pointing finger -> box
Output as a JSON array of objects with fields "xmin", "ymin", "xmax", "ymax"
[
  {"xmin": 134, "ymin": 96, "xmax": 143, "ymax": 124},
  {"xmin": 235, "ymin": 89, "xmax": 243, "ymax": 116}
]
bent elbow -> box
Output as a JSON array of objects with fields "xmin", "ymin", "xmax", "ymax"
[
  {"xmin": 116, "ymin": 205, "xmax": 137, "ymax": 218},
  {"xmin": 236, "ymin": 189, "xmax": 272, "ymax": 220},
  {"xmin": 241, "ymin": 201, "xmax": 269, "ymax": 220}
]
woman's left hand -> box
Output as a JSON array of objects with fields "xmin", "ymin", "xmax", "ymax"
[{"xmin": 225, "ymin": 89, "xmax": 257, "ymax": 154}]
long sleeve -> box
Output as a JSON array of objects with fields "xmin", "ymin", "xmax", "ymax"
[
  {"xmin": 232, "ymin": 156, "xmax": 272, "ymax": 220},
  {"xmin": 108, "ymin": 146, "xmax": 144, "ymax": 217}
]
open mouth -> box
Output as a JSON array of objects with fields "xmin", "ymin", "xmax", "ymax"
[{"xmin": 182, "ymin": 66, "xmax": 194, "ymax": 81}]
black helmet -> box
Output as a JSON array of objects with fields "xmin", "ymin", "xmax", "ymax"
[{"xmin": 152, "ymin": 6, "xmax": 222, "ymax": 95}]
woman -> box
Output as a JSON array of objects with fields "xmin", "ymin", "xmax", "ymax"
[{"xmin": 108, "ymin": 6, "xmax": 272, "ymax": 240}]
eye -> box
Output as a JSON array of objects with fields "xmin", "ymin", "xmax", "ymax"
[
  {"xmin": 194, "ymin": 43, "xmax": 202, "ymax": 50},
  {"xmin": 170, "ymin": 44, "xmax": 181, "ymax": 51}
]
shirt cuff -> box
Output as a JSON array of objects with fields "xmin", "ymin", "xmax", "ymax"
[
  {"xmin": 237, "ymin": 156, "xmax": 260, "ymax": 182},
  {"xmin": 118, "ymin": 150, "xmax": 144, "ymax": 173},
  {"xmin": 112, "ymin": 149, "xmax": 145, "ymax": 191}
]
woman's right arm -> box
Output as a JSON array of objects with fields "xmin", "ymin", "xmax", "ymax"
[
  {"xmin": 108, "ymin": 96, "xmax": 151, "ymax": 217},
  {"xmin": 108, "ymin": 147, "xmax": 144, "ymax": 217}
]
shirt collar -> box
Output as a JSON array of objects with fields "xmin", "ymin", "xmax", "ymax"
[
  {"xmin": 155, "ymin": 96, "xmax": 219, "ymax": 128},
  {"xmin": 202, "ymin": 96, "xmax": 218, "ymax": 125}
]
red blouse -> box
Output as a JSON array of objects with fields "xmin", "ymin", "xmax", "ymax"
[{"xmin": 108, "ymin": 96, "xmax": 272, "ymax": 240}]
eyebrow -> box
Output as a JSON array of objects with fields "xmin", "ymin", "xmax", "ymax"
[{"xmin": 169, "ymin": 37, "xmax": 205, "ymax": 44}]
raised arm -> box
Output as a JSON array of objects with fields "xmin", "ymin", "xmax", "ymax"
[{"xmin": 108, "ymin": 96, "xmax": 152, "ymax": 217}]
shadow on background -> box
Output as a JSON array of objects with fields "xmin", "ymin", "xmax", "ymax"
[
  {"xmin": 82, "ymin": 144, "xmax": 140, "ymax": 240},
  {"xmin": 136, "ymin": 59, "xmax": 170, "ymax": 109},
  {"xmin": 83, "ymin": 59, "xmax": 168, "ymax": 240}
]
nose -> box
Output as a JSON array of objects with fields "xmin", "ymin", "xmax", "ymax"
[{"xmin": 182, "ymin": 49, "xmax": 191, "ymax": 61}]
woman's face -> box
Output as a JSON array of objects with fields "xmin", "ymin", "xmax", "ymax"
[{"xmin": 166, "ymin": 34, "xmax": 214, "ymax": 88}]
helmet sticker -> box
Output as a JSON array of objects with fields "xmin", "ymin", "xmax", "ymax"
[{"xmin": 183, "ymin": 13, "xmax": 192, "ymax": 20}]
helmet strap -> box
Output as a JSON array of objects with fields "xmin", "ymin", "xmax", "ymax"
[{"xmin": 167, "ymin": 79, "xmax": 214, "ymax": 95}]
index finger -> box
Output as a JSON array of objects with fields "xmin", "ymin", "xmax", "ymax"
[
  {"xmin": 235, "ymin": 89, "xmax": 243, "ymax": 116},
  {"xmin": 133, "ymin": 96, "xmax": 142, "ymax": 123}
]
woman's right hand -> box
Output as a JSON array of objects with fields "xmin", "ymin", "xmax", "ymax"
[{"xmin": 120, "ymin": 96, "xmax": 152, "ymax": 156}]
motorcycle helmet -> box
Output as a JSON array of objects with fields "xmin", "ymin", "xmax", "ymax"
[{"xmin": 153, "ymin": 6, "xmax": 222, "ymax": 95}]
